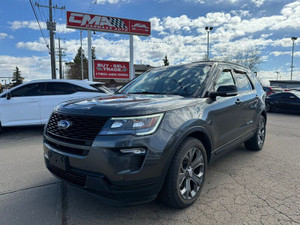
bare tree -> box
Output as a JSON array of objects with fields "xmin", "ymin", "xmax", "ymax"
[{"xmin": 215, "ymin": 47, "xmax": 263, "ymax": 72}]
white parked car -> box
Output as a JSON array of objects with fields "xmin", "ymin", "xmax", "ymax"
[{"xmin": 0, "ymin": 79, "xmax": 111, "ymax": 130}]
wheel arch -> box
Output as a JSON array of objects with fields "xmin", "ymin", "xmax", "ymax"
[{"xmin": 261, "ymin": 109, "xmax": 267, "ymax": 123}]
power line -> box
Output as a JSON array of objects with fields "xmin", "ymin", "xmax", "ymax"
[{"xmin": 29, "ymin": 0, "xmax": 50, "ymax": 52}]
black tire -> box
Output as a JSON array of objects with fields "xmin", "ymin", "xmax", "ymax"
[
  {"xmin": 244, "ymin": 115, "xmax": 266, "ymax": 151},
  {"xmin": 266, "ymin": 102, "xmax": 271, "ymax": 112},
  {"xmin": 159, "ymin": 137, "xmax": 207, "ymax": 209}
]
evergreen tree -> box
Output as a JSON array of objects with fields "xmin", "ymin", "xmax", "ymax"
[
  {"xmin": 12, "ymin": 67, "xmax": 24, "ymax": 87},
  {"xmin": 66, "ymin": 46, "xmax": 97, "ymax": 80},
  {"xmin": 163, "ymin": 55, "xmax": 169, "ymax": 66}
]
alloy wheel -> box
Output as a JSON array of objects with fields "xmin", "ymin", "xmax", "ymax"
[
  {"xmin": 178, "ymin": 148, "xmax": 205, "ymax": 200},
  {"xmin": 257, "ymin": 118, "xmax": 265, "ymax": 148}
]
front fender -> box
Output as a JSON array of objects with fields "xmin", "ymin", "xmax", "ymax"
[{"xmin": 155, "ymin": 119, "xmax": 213, "ymax": 192}]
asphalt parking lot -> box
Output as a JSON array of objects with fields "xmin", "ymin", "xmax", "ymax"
[{"xmin": 0, "ymin": 113, "xmax": 299, "ymax": 225}]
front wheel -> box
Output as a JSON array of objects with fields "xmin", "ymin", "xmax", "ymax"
[
  {"xmin": 245, "ymin": 115, "xmax": 266, "ymax": 151},
  {"xmin": 159, "ymin": 137, "xmax": 207, "ymax": 208}
]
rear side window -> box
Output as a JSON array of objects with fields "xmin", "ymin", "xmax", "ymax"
[
  {"xmin": 214, "ymin": 70, "xmax": 235, "ymax": 91},
  {"xmin": 44, "ymin": 82, "xmax": 75, "ymax": 95},
  {"xmin": 278, "ymin": 93, "xmax": 293, "ymax": 99},
  {"xmin": 11, "ymin": 83, "xmax": 41, "ymax": 97},
  {"xmin": 234, "ymin": 72, "xmax": 253, "ymax": 92}
]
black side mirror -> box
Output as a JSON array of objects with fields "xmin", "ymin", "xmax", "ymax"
[
  {"xmin": 6, "ymin": 92, "xmax": 11, "ymax": 100},
  {"xmin": 209, "ymin": 85, "xmax": 238, "ymax": 100}
]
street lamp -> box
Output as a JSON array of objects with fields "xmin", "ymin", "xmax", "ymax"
[
  {"xmin": 276, "ymin": 71, "xmax": 280, "ymax": 80},
  {"xmin": 291, "ymin": 37, "xmax": 297, "ymax": 80},
  {"xmin": 205, "ymin": 26, "xmax": 213, "ymax": 61}
]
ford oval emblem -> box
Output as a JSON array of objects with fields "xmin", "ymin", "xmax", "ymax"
[{"xmin": 57, "ymin": 120, "xmax": 71, "ymax": 130}]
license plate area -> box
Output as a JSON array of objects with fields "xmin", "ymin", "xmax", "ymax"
[{"xmin": 49, "ymin": 151, "xmax": 69, "ymax": 171}]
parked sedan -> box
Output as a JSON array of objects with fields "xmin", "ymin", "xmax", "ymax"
[
  {"xmin": 0, "ymin": 80, "xmax": 111, "ymax": 131},
  {"xmin": 265, "ymin": 92, "xmax": 300, "ymax": 114},
  {"xmin": 263, "ymin": 86, "xmax": 284, "ymax": 96}
]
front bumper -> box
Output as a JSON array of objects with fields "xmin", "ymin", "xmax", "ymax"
[{"xmin": 43, "ymin": 128, "xmax": 173, "ymax": 206}]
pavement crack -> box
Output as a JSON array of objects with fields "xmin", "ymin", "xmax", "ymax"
[{"xmin": 0, "ymin": 182, "xmax": 60, "ymax": 196}]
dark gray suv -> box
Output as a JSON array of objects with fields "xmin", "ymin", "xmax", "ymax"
[{"xmin": 43, "ymin": 61, "xmax": 266, "ymax": 208}]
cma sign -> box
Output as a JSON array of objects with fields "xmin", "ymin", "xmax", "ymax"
[{"xmin": 68, "ymin": 13, "xmax": 114, "ymax": 27}]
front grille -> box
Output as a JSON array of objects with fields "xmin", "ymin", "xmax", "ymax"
[
  {"xmin": 49, "ymin": 165, "xmax": 87, "ymax": 187},
  {"xmin": 46, "ymin": 112, "xmax": 108, "ymax": 144},
  {"xmin": 45, "ymin": 138, "xmax": 88, "ymax": 156}
]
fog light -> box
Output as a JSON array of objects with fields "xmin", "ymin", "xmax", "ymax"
[{"xmin": 120, "ymin": 148, "xmax": 146, "ymax": 154}]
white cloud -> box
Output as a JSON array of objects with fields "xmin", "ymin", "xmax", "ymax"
[
  {"xmin": 230, "ymin": 10, "xmax": 251, "ymax": 17},
  {"xmin": 95, "ymin": 0, "xmax": 130, "ymax": 4},
  {"xmin": 16, "ymin": 38, "xmax": 49, "ymax": 52},
  {"xmin": 0, "ymin": 33, "xmax": 13, "ymax": 40},
  {"xmin": 9, "ymin": 21, "xmax": 75, "ymax": 34},
  {"xmin": 251, "ymin": 0, "xmax": 266, "ymax": 7},
  {"xmin": 270, "ymin": 1, "xmax": 300, "ymax": 30},
  {"xmin": 271, "ymin": 51, "xmax": 300, "ymax": 57},
  {"xmin": 257, "ymin": 70, "xmax": 300, "ymax": 85},
  {"xmin": 0, "ymin": 55, "xmax": 51, "ymax": 81}
]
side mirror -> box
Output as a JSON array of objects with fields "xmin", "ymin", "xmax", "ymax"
[
  {"xmin": 209, "ymin": 85, "xmax": 238, "ymax": 100},
  {"xmin": 6, "ymin": 92, "xmax": 11, "ymax": 100}
]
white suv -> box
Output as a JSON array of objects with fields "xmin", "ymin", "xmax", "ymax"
[{"xmin": 0, "ymin": 79, "xmax": 111, "ymax": 130}]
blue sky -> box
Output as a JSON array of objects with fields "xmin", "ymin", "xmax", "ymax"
[{"xmin": 0, "ymin": 0, "xmax": 299, "ymax": 84}]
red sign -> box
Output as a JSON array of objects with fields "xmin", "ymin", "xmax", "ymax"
[
  {"xmin": 66, "ymin": 11, "xmax": 151, "ymax": 36},
  {"xmin": 94, "ymin": 60, "xmax": 130, "ymax": 80}
]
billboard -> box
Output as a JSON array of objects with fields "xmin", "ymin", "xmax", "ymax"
[
  {"xmin": 94, "ymin": 60, "xmax": 130, "ymax": 80},
  {"xmin": 66, "ymin": 11, "xmax": 151, "ymax": 36}
]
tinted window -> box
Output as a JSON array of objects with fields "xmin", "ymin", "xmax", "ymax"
[
  {"xmin": 119, "ymin": 64, "xmax": 211, "ymax": 97},
  {"xmin": 234, "ymin": 72, "xmax": 253, "ymax": 92},
  {"xmin": 214, "ymin": 70, "xmax": 235, "ymax": 91},
  {"xmin": 278, "ymin": 93, "xmax": 293, "ymax": 99},
  {"xmin": 44, "ymin": 82, "xmax": 75, "ymax": 95},
  {"xmin": 11, "ymin": 83, "xmax": 41, "ymax": 97}
]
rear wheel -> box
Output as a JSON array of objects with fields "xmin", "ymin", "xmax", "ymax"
[
  {"xmin": 159, "ymin": 137, "xmax": 207, "ymax": 208},
  {"xmin": 245, "ymin": 115, "xmax": 266, "ymax": 151}
]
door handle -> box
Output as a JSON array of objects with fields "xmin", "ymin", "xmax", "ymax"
[{"xmin": 235, "ymin": 99, "xmax": 242, "ymax": 105}]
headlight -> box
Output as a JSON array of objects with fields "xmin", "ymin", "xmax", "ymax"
[{"xmin": 99, "ymin": 113, "xmax": 164, "ymax": 136}]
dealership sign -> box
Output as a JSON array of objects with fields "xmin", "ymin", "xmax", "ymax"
[
  {"xmin": 66, "ymin": 11, "xmax": 151, "ymax": 36},
  {"xmin": 94, "ymin": 60, "xmax": 130, "ymax": 80}
]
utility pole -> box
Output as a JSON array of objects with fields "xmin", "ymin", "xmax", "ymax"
[
  {"xmin": 35, "ymin": 1, "xmax": 65, "ymax": 79},
  {"xmin": 57, "ymin": 38, "xmax": 66, "ymax": 79},
  {"xmin": 291, "ymin": 37, "xmax": 298, "ymax": 81},
  {"xmin": 49, "ymin": 0, "xmax": 56, "ymax": 79}
]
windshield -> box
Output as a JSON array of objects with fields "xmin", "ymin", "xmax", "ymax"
[{"xmin": 119, "ymin": 64, "xmax": 211, "ymax": 97}]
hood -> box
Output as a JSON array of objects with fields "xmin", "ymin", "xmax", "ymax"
[{"xmin": 56, "ymin": 94, "xmax": 198, "ymax": 117}]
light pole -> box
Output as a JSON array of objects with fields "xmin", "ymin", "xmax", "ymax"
[
  {"xmin": 205, "ymin": 26, "xmax": 213, "ymax": 61},
  {"xmin": 291, "ymin": 37, "xmax": 297, "ymax": 80},
  {"xmin": 276, "ymin": 71, "xmax": 280, "ymax": 80}
]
